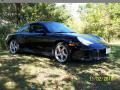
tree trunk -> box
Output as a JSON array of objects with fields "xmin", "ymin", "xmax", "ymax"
[{"xmin": 15, "ymin": 3, "xmax": 21, "ymax": 25}]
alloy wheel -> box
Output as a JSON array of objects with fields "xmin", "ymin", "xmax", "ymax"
[
  {"xmin": 55, "ymin": 43, "xmax": 68, "ymax": 63},
  {"xmin": 9, "ymin": 40, "xmax": 19, "ymax": 54}
]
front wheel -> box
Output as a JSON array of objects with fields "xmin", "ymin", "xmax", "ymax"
[
  {"xmin": 9, "ymin": 40, "xmax": 20, "ymax": 54},
  {"xmin": 54, "ymin": 42, "xmax": 71, "ymax": 63}
]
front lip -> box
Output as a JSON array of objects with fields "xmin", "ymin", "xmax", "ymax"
[{"xmin": 72, "ymin": 47, "xmax": 109, "ymax": 61}]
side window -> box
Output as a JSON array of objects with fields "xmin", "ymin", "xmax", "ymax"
[
  {"xmin": 21, "ymin": 25, "xmax": 29, "ymax": 32},
  {"xmin": 30, "ymin": 23, "xmax": 45, "ymax": 33},
  {"xmin": 17, "ymin": 25, "xmax": 29, "ymax": 32}
]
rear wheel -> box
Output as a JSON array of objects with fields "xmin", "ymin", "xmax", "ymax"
[
  {"xmin": 9, "ymin": 40, "xmax": 20, "ymax": 54},
  {"xmin": 54, "ymin": 42, "xmax": 70, "ymax": 63}
]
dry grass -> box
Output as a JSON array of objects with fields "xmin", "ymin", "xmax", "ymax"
[{"xmin": 0, "ymin": 43, "xmax": 120, "ymax": 90}]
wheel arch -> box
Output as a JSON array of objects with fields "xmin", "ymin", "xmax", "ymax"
[
  {"xmin": 54, "ymin": 40, "xmax": 69, "ymax": 46},
  {"xmin": 6, "ymin": 35, "xmax": 16, "ymax": 48},
  {"xmin": 51, "ymin": 40, "xmax": 69, "ymax": 56},
  {"xmin": 53, "ymin": 40, "xmax": 72, "ymax": 63}
]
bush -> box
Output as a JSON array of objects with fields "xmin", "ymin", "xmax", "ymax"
[{"xmin": 0, "ymin": 24, "xmax": 15, "ymax": 50}]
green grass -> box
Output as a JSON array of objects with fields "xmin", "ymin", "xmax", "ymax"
[{"xmin": 0, "ymin": 44, "xmax": 120, "ymax": 90}]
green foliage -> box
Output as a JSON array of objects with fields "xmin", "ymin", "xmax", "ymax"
[
  {"xmin": 0, "ymin": 24, "xmax": 15, "ymax": 49},
  {"xmin": 79, "ymin": 3, "xmax": 120, "ymax": 42},
  {"xmin": 0, "ymin": 3, "xmax": 70, "ymax": 49},
  {"xmin": 0, "ymin": 3, "xmax": 70, "ymax": 25},
  {"xmin": 21, "ymin": 3, "xmax": 69, "ymax": 23},
  {"xmin": 65, "ymin": 18, "xmax": 84, "ymax": 33}
]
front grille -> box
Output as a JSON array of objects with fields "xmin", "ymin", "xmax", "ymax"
[
  {"xmin": 90, "ymin": 49, "xmax": 106, "ymax": 58},
  {"xmin": 81, "ymin": 49, "xmax": 106, "ymax": 59},
  {"xmin": 99, "ymin": 49, "xmax": 106, "ymax": 57},
  {"xmin": 72, "ymin": 48, "xmax": 107, "ymax": 60}
]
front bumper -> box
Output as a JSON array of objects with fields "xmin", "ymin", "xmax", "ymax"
[{"xmin": 72, "ymin": 48, "xmax": 109, "ymax": 61}]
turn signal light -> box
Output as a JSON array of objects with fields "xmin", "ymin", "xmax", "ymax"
[{"xmin": 68, "ymin": 43, "xmax": 77, "ymax": 46}]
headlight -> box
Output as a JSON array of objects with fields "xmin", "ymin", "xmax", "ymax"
[{"xmin": 77, "ymin": 37, "xmax": 93, "ymax": 46}]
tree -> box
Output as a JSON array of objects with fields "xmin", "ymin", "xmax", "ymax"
[
  {"xmin": 78, "ymin": 3, "xmax": 120, "ymax": 42},
  {"xmin": 19, "ymin": 3, "xmax": 70, "ymax": 25},
  {"xmin": 0, "ymin": 3, "xmax": 70, "ymax": 49},
  {"xmin": 0, "ymin": 3, "xmax": 70, "ymax": 26}
]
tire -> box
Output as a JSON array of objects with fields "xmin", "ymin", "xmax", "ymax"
[
  {"xmin": 9, "ymin": 40, "xmax": 20, "ymax": 54},
  {"xmin": 54, "ymin": 42, "xmax": 71, "ymax": 63}
]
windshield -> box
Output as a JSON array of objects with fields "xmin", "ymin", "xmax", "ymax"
[{"xmin": 44, "ymin": 22, "xmax": 74, "ymax": 33}]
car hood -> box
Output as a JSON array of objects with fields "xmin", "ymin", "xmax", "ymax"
[
  {"xmin": 55, "ymin": 33, "xmax": 108, "ymax": 49},
  {"xmin": 56, "ymin": 33, "xmax": 103, "ymax": 44}
]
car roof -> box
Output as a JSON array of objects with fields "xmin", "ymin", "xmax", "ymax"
[
  {"xmin": 29, "ymin": 21, "xmax": 60, "ymax": 25},
  {"xmin": 16, "ymin": 21, "xmax": 60, "ymax": 32},
  {"xmin": 20, "ymin": 21, "xmax": 61, "ymax": 27}
]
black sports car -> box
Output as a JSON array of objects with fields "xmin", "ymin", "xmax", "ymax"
[{"xmin": 5, "ymin": 21, "xmax": 111, "ymax": 63}]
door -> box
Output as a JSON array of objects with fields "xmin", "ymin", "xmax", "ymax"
[
  {"xmin": 28, "ymin": 23, "xmax": 49, "ymax": 52},
  {"xmin": 17, "ymin": 24, "xmax": 30, "ymax": 48}
]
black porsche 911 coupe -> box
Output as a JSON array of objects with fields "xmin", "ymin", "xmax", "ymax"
[{"xmin": 5, "ymin": 21, "xmax": 111, "ymax": 63}]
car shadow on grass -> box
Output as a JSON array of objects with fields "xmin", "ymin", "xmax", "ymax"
[
  {"xmin": 48, "ymin": 44, "xmax": 120, "ymax": 90},
  {"xmin": 0, "ymin": 44, "xmax": 120, "ymax": 90},
  {"xmin": 0, "ymin": 53, "xmax": 45, "ymax": 90}
]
